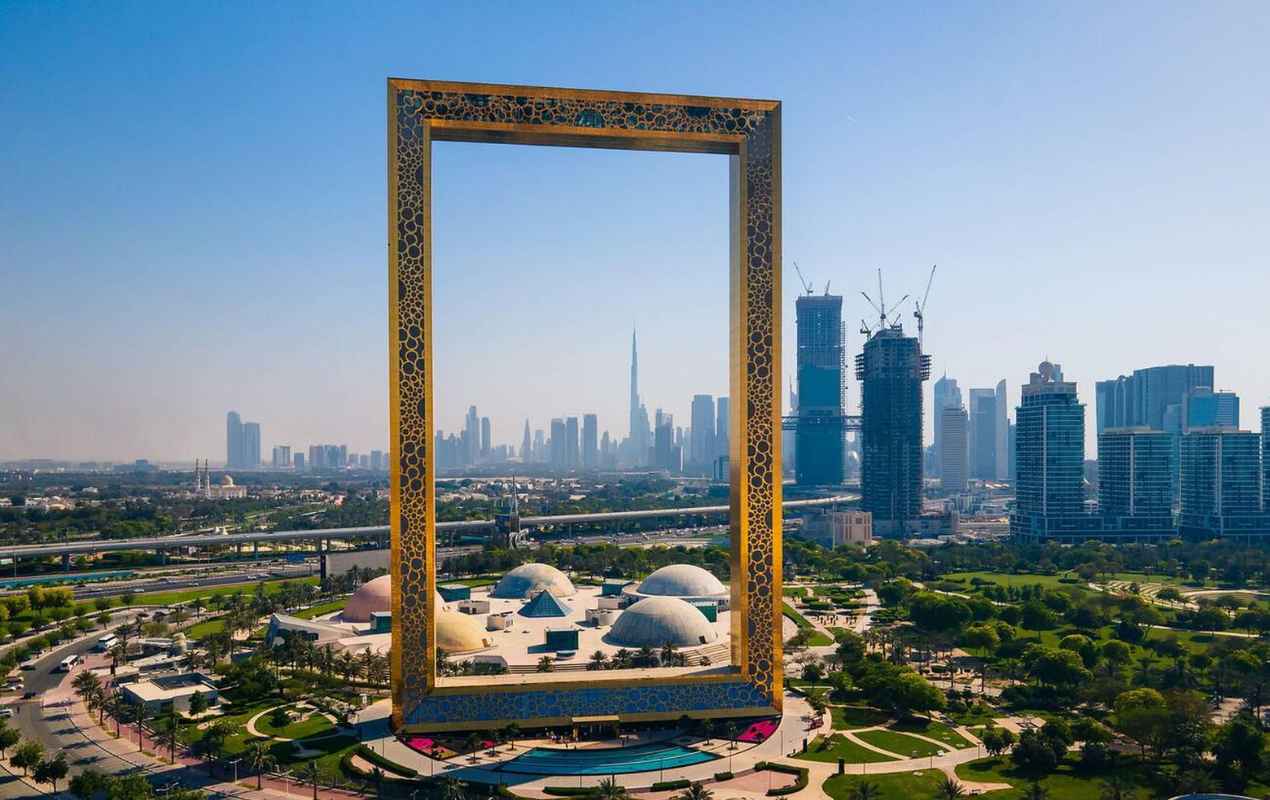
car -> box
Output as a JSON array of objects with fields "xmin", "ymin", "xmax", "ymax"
[
  {"xmin": 0, "ymin": 707, "xmax": 14, "ymax": 718},
  {"xmin": 22, "ymin": 691, "xmax": 36, "ymax": 699}
]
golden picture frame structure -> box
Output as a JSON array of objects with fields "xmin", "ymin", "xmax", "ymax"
[{"xmin": 388, "ymin": 78, "xmax": 782, "ymax": 731}]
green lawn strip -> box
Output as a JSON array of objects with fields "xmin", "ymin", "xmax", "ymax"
[
  {"xmin": 803, "ymin": 630, "xmax": 833, "ymax": 646},
  {"xmin": 955, "ymin": 756, "xmax": 1169, "ymax": 800},
  {"xmin": 456, "ymin": 577, "xmax": 497, "ymax": 588},
  {"xmin": 823, "ymin": 769, "xmax": 945, "ymax": 800},
  {"xmin": 831, "ymin": 705, "xmax": 891, "ymax": 730},
  {"xmin": 185, "ymin": 618, "xmax": 226, "ymax": 638},
  {"xmin": 889, "ymin": 718, "xmax": 974, "ymax": 749},
  {"xmin": 796, "ymin": 734, "xmax": 897, "ymax": 764},
  {"xmin": 781, "ymin": 602, "xmax": 814, "ymax": 629},
  {"xmin": 855, "ymin": 729, "xmax": 945, "ymax": 758},
  {"xmin": 131, "ymin": 576, "xmax": 319, "ymax": 607},
  {"xmin": 291, "ymin": 599, "xmax": 348, "ymax": 620},
  {"xmin": 256, "ymin": 711, "xmax": 335, "ymax": 739}
]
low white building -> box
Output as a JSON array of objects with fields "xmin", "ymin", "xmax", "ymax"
[{"xmin": 120, "ymin": 672, "xmax": 219, "ymax": 715}]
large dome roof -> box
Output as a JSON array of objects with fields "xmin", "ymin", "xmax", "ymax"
[
  {"xmin": 607, "ymin": 596, "xmax": 719, "ymax": 648},
  {"xmin": 436, "ymin": 609, "xmax": 493, "ymax": 654},
  {"xmin": 343, "ymin": 575, "xmax": 448, "ymax": 622},
  {"xmin": 491, "ymin": 563, "xmax": 576, "ymax": 599},
  {"xmin": 342, "ymin": 574, "xmax": 391, "ymax": 622},
  {"xmin": 637, "ymin": 564, "xmax": 727, "ymax": 598}
]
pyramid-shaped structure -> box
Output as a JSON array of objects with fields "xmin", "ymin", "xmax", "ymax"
[{"xmin": 520, "ymin": 589, "xmax": 572, "ymax": 618}]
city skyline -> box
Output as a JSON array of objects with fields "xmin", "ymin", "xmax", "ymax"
[{"xmin": 4, "ymin": 4, "xmax": 1270, "ymax": 462}]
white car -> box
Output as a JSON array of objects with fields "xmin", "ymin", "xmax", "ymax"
[{"xmin": 0, "ymin": 707, "xmax": 15, "ymax": 718}]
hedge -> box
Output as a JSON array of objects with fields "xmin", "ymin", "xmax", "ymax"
[
  {"xmin": 651, "ymin": 780, "xmax": 691, "ymax": 791},
  {"xmin": 714, "ymin": 771, "xmax": 734, "ymax": 781},
  {"xmin": 755, "ymin": 761, "xmax": 809, "ymax": 797},
  {"xmin": 543, "ymin": 788, "xmax": 598, "ymax": 797},
  {"xmin": 355, "ymin": 745, "xmax": 418, "ymax": 778}
]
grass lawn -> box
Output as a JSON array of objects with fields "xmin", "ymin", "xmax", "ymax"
[
  {"xmin": 945, "ymin": 571, "xmax": 1080, "ymax": 591},
  {"xmin": 256, "ymin": 710, "xmax": 336, "ymax": 740},
  {"xmin": 890, "ymin": 718, "xmax": 974, "ymax": 749},
  {"xmin": 185, "ymin": 618, "xmax": 226, "ymax": 638},
  {"xmin": 292, "ymin": 599, "xmax": 348, "ymax": 620},
  {"xmin": 782, "ymin": 602, "xmax": 814, "ymax": 629},
  {"xmin": 955, "ymin": 756, "xmax": 1170, "ymax": 800},
  {"xmin": 828, "ymin": 627, "xmax": 852, "ymax": 642},
  {"xmin": 802, "ymin": 630, "xmax": 834, "ymax": 646},
  {"xmin": 855, "ymin": 729, "xmax": 945, "ymax": 758},
  {"xmin": 132, "ymin": 576, "xmax": 319, "ymax": 607},
  {"xmin": 455, "ymin": 577, "xmax": 496, "ymax": 588},
  {"xmin": 783, "ymin": 587, "xmax": 809, "ymax": 598},
  {"xmin": 797, "ymin": 734, "xmax": 897, "ymax": 764},
  {"xmin": 823, "ymin": 769, "xmax": 946, "ymax": 800},
  {"xmin": 831, "ymin": 706, "xmax": 891, "ymax": 730}
]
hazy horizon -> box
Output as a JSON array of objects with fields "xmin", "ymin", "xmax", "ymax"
[{"xmin": 3, "ymin": 3, "xmax": 1268, "ymax": 463}]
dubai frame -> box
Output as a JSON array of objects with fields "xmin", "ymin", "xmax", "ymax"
[{"xmin": 388, "ymin": 79, "xmax": 783, "ymax": 731}]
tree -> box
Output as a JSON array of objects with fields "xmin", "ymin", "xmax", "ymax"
[
  {"xmin": 890, "ymin": 671, "xmax": 946, "ymax": 717},
  {"xmin": 301, "ymin": 760, "xmax": 321, "ymax": 800},
  {"xmin": 848, "ymin": 781, "xmax": 882, "ymax": 800},
  {"xmin": 981, "ymin": 725, "xmax": 1016, "ymax": 758},
  {"xmin": 962, "ymin": 624, "xmax": 999, "ymax": 657},
  {"xmin": 188, "ymin": 690, "xmax": 209, "ymax": 717},
  {"xmin": 12, "ymin": 739, "xmax": 44, "ymax": 776},
  {"xmin": 34, "ymin": 751, "xmax": 69, "ymax": 793},
  {"xmin": 439, "ymin": 779, "xmax": 465, "ymax": 800},
  {"xmin": 246, "ymin": 740, "xmax": 276, "ymax": 790},
  {"xmin": 0, "ymin": 723, "xmax": 19, "ymax": 758},
  {"xmin": 908, "ymin": 592, "xmax": 972, "ymax": 634},
  {"xmin": 537, "ymin": 655, "xmax": 554, "ymax": 672},
  {"xmin": 1011, "ymin": 729, "xmax": 1059, "ymax": 775},
  {"xmin": 1114, "ymin": 688, "xmax": 1168, "ymax": 756},
  {"xmin": 676, "ymin": 783, "xmax": 713, "ymax": 800},
  {"xmin": 1022, "ymin": 781, "xmax": 1049, "ymax": 800},
  {"xmin": 1214, "ymin": 712, "xmax": 1264, "ymax": 783},
  {"xmin": 1028, "ymin": 648, "xmax": 1091, "ymax": 689},
  {"xmin": 936, "ymin": 776, "xmax": 966, "ymax": 800},
  {"xmin": 1100, "ymin": 640, "xmax": 1131, "ymax": 670},
  {"xmin": 1099, "ymin": 774, "xmax": 1137, "ymax": 800},
  {"xmin": 595, "ymin": 776, "xmax": 629, "ymax": 800},
  {"xmin": 69, "ymin": 768, "xmax": 112, "ymax": 800}
]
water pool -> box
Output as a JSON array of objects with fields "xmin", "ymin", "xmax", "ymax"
[{"xmin": 498, "ymin": 742, "xmax": 717, "ymax": 776}]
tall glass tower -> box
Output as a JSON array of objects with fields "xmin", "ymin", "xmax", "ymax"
[
  {"xmin": 794, "ymin": 294, "xmax": 846, "ymax": 485},
  {"xmin": 1011, "ymin": 361, "xmax": 1090, "ymax": 540},
  {"xmin": 856, "ymin": 326, "xmax": 930, "ymax": 531}
]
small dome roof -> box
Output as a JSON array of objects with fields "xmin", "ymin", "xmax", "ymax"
[
  {"xmin": 342, "ymin": 575, "xmax": 447, "ymax": 622},
  {"xmin": 607, "ymin": 596, "xmax": 719, "ymax": 648},
  {"xmin": 220, "ymin": 474, "xmax": 235, "ymax": 486},
  {"xmin": 491, "ymin": 563, "xmax": 576, "ymax": 599},
  {"xmin": 436, "ymin": 609, "xmax": 493, "ymax": 654},
  {"xmin": 638, "ymin": 564, "xmax": 727, "ymax": 598}
]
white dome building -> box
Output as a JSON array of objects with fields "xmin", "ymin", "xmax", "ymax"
[
  {"xmin": 607, "ymin": 596, "xmax": 720, "ymax": 648},
  {"xmin": 625, "ymin": 564, "xmax": 730, "ymax": 609},
  {"xmin": 491, "ymin": 563, "xmax": 576, "ymax": 599},
  {"xmin": 436, "ymin": 609, "xmax": 494, "ymax": 654}
]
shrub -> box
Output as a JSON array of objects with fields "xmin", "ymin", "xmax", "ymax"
[
  {"xmin": 543, "ymin": 788, "xmax": 599, "ymax": 797},
  {"xmin": 354, "ymin": 745, "xmax": 417, "ymax": 778},
  {"xmin": 714, "ymin": 771, "xmax": 734, "ymax": 781},
  {"xmin": 755, "ymin": 762, "xmax": 809, "ymax": 797},
  {"xmin": 651, "ymin": 780, "xmax": 691, "ymax": 791}
]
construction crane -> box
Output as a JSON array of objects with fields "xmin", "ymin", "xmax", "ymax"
[
  {"xmin": 913, "ymin": 264, "xmax": 937, "ymax": 348},
  {"xmin": 860, "ymin": 268, "xmax": 908, "ymax": 331},
  {"xmin": 792, "ymin": 261, "xmax": 814, "ymax": 296}
]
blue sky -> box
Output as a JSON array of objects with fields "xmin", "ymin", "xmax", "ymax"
[{"xmin": 2, "ymin": 2, "xmax": 1267, "ymax": 462}]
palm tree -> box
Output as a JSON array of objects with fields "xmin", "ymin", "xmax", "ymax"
[
  {"xmin": 588, "ymin": 650, "xmax": 608, "ymax": 671},
  {"xmin": 936, "ymin": 776, "xmax": 966, "ymax": 800},
  {"xmin": 439, "ymin": 778, "xmax": 466, "ymax": 800},
  {"xmin": 537, "ymin": 655, "xmax": 554, "ymax": 672},
  {"xmin": 595, "ymin": 776, "xmax": 628, "ymax": 800},
  {"xmin": 848, "ymin": 781, "xmax": 882, "ymax": 800},
  {"xmin": 246, "ymin": 741, "xmax": 277, "ymax": 790},
  {"xmin": 1023, "ymin": 782, "xmax": 1049, "ymax": 800},
  {"xmin": 676, "ymin": 782, "xmax": 713, "ymax": 800},
  {"xmin": 463, "ymin": 732, "xmax": 481, "ymax": 763},
  {"xmin": 301, "ymin": 760, "xmax": 321, "ymax": 800}
]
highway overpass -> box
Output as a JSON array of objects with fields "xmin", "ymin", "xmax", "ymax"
[{"xmin": 0, "ymin": 495, "xmax": 857, "ymax": 560}]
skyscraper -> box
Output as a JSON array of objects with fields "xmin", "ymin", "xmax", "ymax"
[
  {"xmin": 856, "ymin": 326, "xmax": 930, "ymax": 531},
  {"xmin": 465, "ymin": 406, "xmax": 480, "ymax": 466},
  {"xmin": 1098, "ymin": 428, "xmax": 1174, "ymax": 539},
  {"xmin": 968, "ymin": 388, "xmax": 998, "ymax": 481},
  {"xmin": 242, "ymin": 422, "xmax": 261, "ymax": 468},
  {"xmin": 521, "ymin": 420, "xmax": 532, "ymax": 462},
  {"xmin": 654, "ymin": 414, "xmax": 676, "ymax": 472},
  {"xmin": 628, "ymin": 329, "xmax": 649, "ymax": 464},
  {"xmin": 939, "ymin": 405, "xmax": 968, "ymax": 494},
  {"xmin": 549, "ymin": 418, "xmax": 566, "ymax": 470},
  {"xmin": 1012, "ymin": 361, "xmax": 1090, "ymax": 540},
  {"xmin": 226, "ymin": 412, "xmax": 243, "ymax": 468},
  {"xmin": 582, "ymin": 414, "xmax": 598, "ymax": 469},
  {"xmin": 565, "ymin": 417, "xmax": 580, "ymax": 468},
  {"xmin": 1180, "ymin": 428, "xmax": 1266, "ymax": 537},
  {"xmin": 1264, "ymin": 407, "xmax": 1270, "ymax": 510},
  {"xmin": 795, "ymin": 293, "xmax": 846, "ymax": 485},
  {"xmin": 1096, "ymin": 364, "xmax": 1215, "ymax": 434},
  {"xmin": 690, "ymin": 395, "xmax": 716, "ymax": 475},
  {"xmin": 715, "ymin": 397, "xmax": 730, "ymax": 463},
  {"xmin": 1182, "ymin": 388, "xmax": 1240, "ymax": 432},
  {"xmin": 480, "ymin": 417, "xmax": 491, "ymax": 457},
  {"xmin": 931, "ymin": 375, "xmax": 962, "ymax": 476},
  {"xmin": 272, "ymin": 445, "xmax": 291, "ymax": 468}
]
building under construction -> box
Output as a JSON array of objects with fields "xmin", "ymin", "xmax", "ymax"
[
  {"xmin": 856, "ymin": 325, "xmax": 930, "ymax": 533},
  {"xmin": 794, "ymin": 293, "xmax": 846, "ymax": 485}
]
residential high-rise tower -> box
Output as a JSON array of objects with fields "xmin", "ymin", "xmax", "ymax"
[
  {"xmin": 1011, "ymin": 361, "xmax": 1090, "ymax": 540},
  {"xmin": 795, "ymin": 293, "xmax": 846, "ymax": 485}
]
